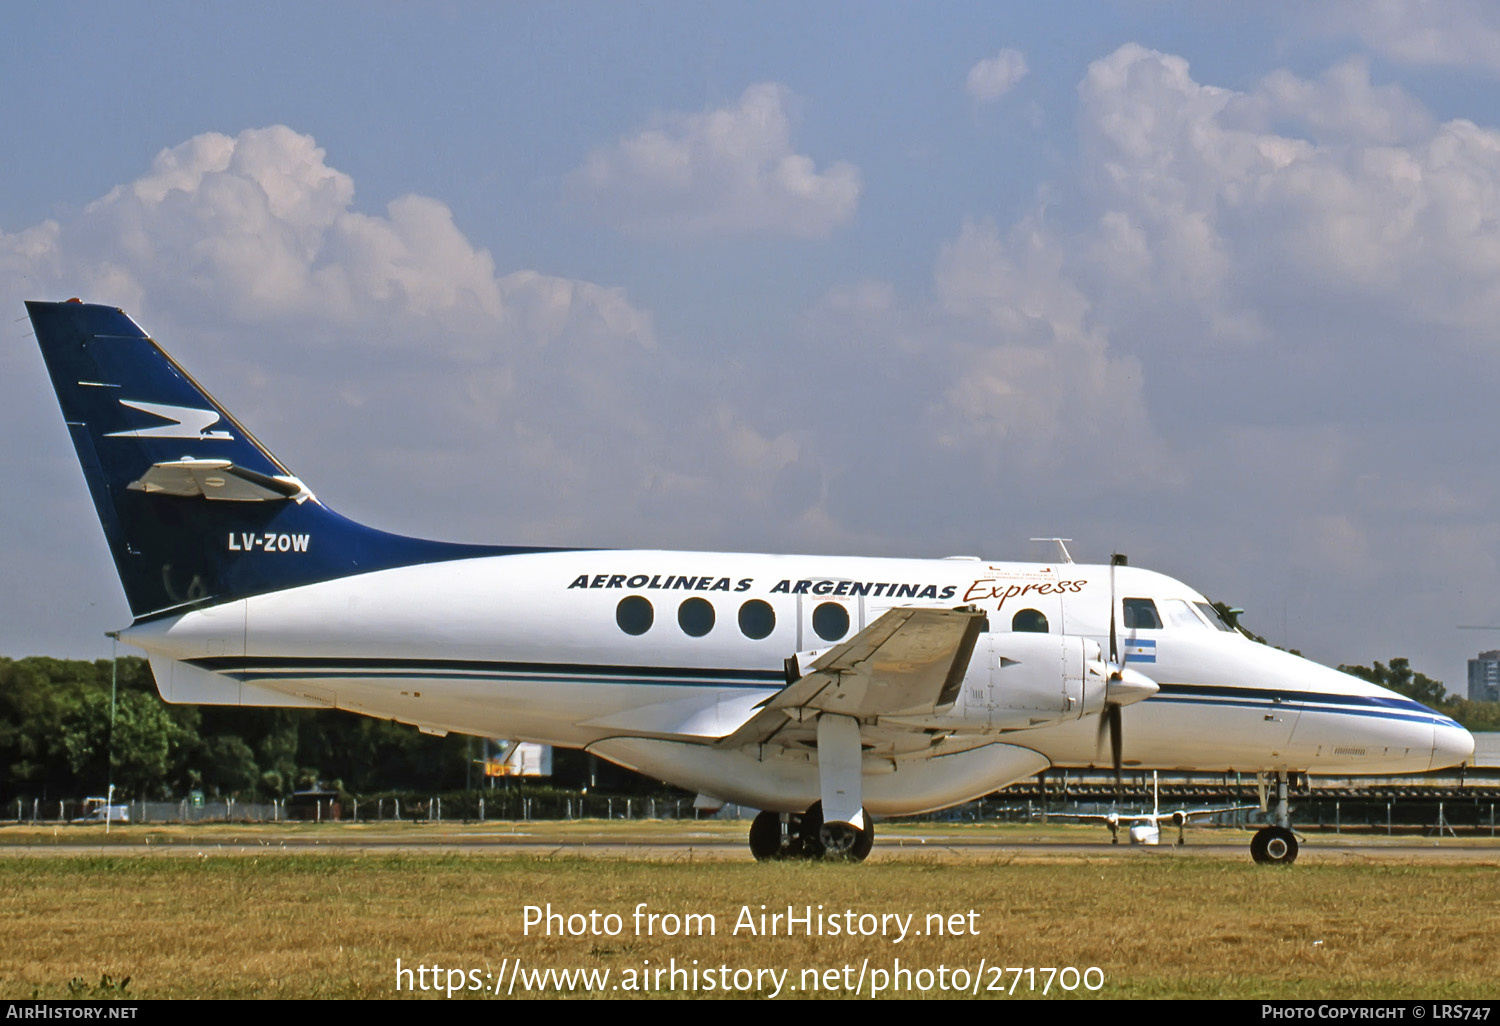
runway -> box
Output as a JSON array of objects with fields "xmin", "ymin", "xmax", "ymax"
[{"xmin": 3, "ymin": 820, "xmax": 1498, "ymax": 862}]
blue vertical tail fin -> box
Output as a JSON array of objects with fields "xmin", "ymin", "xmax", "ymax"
[{"xmin": 29, "ymin": 299, "xmax": 522, "ymax": 620}]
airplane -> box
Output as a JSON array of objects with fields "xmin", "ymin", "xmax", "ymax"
[
  {"xmin": 1044, "ymin": 771, "xmax": 1258, "ymax": 846},
  {"xmin": 26, "ymin": 299, "xmax": 1476, "ymax": 865}
]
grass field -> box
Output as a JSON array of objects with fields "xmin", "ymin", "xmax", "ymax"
[{"xmin": 3, "ymin": 821, "xmax": 1498, "ymax": 1000}]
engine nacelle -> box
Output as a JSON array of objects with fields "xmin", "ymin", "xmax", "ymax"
[{"xmin": 886, "ymin": 631, "xmax": 1111, "ymax": 734}]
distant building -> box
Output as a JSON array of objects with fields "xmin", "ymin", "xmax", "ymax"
[{"xmin": 1468, "ymin": 651, "xmax": 1500, "ymax": 702}]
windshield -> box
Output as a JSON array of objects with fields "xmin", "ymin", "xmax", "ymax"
[
  {"xmin": 1160, "ymin": 598, "xmax": 1212, "ymax": 629},
  {"xmin": 1193, "ymin": 601, "xmax": 1238, "ymax": 632}
]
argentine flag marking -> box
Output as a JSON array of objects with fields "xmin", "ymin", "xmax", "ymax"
[{"xmin": 1125, "ymin": 639, "xmax": 1156, "ymax": 664}]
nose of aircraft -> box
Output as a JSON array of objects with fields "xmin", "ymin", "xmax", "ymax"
[
  {"xmin": 1432, "ymin": 718, "xmax": 1475, "ymax": 772},
  {"xmin": 1245, "ymin": 646, "xmax": 1475, "ymax": 775}
]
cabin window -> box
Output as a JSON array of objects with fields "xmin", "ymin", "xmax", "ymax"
[
  {"xmin": 616, "ymin": 595, "xmax": 653, "ymax": 636},
  {"xmin": 812, "ymin": 602, "xmax": 850, "ymax": 642},
  {"xmin": 1122, "ymin": 598, "xmax": 1162, "ymax": 630},
  {"xmin": 1011, "ymin": 608, "xmax": 1049, "ymax": 633},
  {"xmin": 738, "ymin": 599, "xmax": 776, "ymax": 640},
  {"xmin": 678, "ymin": 597, "xmax": 715, "ymax": 637}
]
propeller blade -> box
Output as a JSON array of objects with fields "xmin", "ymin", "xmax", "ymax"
[
  {"xmin": 1098, "ymin": 556, "xmax": 1136, "ymax": 790},
  {"xmin": 1109, "ymin": 703, "xmax": 1123, "ymax": 778},
  {"xmin": 1109, "ymin": 557, "xmax": 1119, "ymax": 668},
  {"xmin": 1095, "ymin": 702, "xmax": 1124, "ymax": 788}
]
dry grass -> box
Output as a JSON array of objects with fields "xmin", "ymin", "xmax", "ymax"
[{"xmin": 2, "ymin": 836, "xmax": 1498, "ymax": 999}]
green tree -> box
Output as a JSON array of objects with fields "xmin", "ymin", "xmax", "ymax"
[
  {"xmin": 201, "ymin": 735, "xmax": 260, "ymax": 796},
  {"xmin": 1337, "ymin": 657, "xmax": 1500, "ymax": 731},
  {"xmin": 1445, "ymin": 698, "xmax": 1500, "ymax": 732},
  {"xmin": 1338, "ymin": 657, "xmax": 1449, "ymax": 708},
  {"xmin": 55, "ymin": 690, "xmax": 189, "ymax": 799}
]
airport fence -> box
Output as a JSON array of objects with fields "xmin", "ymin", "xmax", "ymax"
[
  {"xmin": 342, "ymin": 792, "xmax": 747, "ymax": 823},
  {"xmin": 8, "ymin": 797, "xmax": 287, "ymax": 824},
  {"xmin": 5, "ymin": 792, "xmax": 748, "ymax": 825},
  {"xmin": 1293, "ymin": 795, "xmax": 1500, "ymax": 837},
  {"xmin": 9, "ymin": 790, "xmax": 1500, "ymax": 833}
]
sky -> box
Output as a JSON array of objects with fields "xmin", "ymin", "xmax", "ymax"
[{"xmin": 6, "ymin": 1, "xmax": 1500, "ymax": 695}]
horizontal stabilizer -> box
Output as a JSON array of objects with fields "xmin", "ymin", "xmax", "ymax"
[{"xmin": 128, "ymin": 459, "xmax": 310, "ymax": 502}]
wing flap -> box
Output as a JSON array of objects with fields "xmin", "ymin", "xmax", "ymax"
[{"xmin": 718, "ymin": 606, "xmax": 987, "ymax": 749}]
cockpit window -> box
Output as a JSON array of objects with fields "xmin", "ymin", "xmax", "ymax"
[
  {"xmin": 1194, "ymin": 601, "xmax": 1238, "ymax": 632},
  {"xmin": 1122, "ymin": 598, "xmax": 1162, "ymax": 630},
  {"xmin": 1160, "ymin": 598, "xmax": 1211, "ymax": 629}
]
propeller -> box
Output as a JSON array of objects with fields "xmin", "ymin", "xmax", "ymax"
[
  {"xmin": 1095, "ymin": 556, "xmax": 1160, "ymax": 783},
  {"xmin": 1092, "ymin": 552, "xmax": 1146, "ymax": 786},
  {"xmin": 1099, "ymin": 555, "xmax": 1123, "ymax": 778}
]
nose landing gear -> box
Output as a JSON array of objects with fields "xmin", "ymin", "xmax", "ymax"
[
  {"xmin": 1250, "ymin": 770, "xmax": 1301, "ymax": 864},
  {"xmin": 1250, "ymin": 825, "xmax": 1299, "ymax": 864}
]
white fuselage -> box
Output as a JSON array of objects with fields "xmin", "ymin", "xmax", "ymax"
[{"xmin": 123, "ymin": 552, "xmax": 1475, "ymax": 815}]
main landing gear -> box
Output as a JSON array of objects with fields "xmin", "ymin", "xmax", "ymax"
[{"xmin": 748, "ymin": 802, "xmax": 874, "ymax": 862}]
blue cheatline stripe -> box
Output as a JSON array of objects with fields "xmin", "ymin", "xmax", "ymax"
[
  {"xmin": 1153, "ymin": 682, "xmax": 1455, "ymax": 727},
  {"xmin": 187, "ymin": 656, "xmax": 786, "ymax": 689},
  {"xmin": 182, "ymin": 656, "xmax": 1460, "ymax": 726}
]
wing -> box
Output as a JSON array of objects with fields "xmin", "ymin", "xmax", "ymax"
[
  {"xmin": 1052, "ymin": 806, "xmax": 1258, "ymax": 825},
  {"xmin": 1171, "ymin": 805, "xmax": 1261, "ymax": 821},
  {"xmin": 716, "ymin": 605, "xmax": 988, "ymax": 753}
]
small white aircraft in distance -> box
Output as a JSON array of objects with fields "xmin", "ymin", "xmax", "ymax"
[
  {"xmin": 1045, "ymin": 771, "xmax": 1258, "ymax": 847},
  {"xmin": 27, "ymin": 300, "xmax": 1475, "ymax": 865}
]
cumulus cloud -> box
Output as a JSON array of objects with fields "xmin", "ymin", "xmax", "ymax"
[
  {"xmin": 757, "ymin": 40, "xmax": 1500, "ymax": 676},
  {"xmin": 1057, "ymin": 42, "xmax": 1500, "ymax": 670},
  {"xmin": 5, "ymin": 123, "xmax": 900, "ymax": 599},
  {"xmin": 0, "ymin": 127, "xmax": 746, "ymax": 554},
  {"xmin": 1309, "ymin": 0, "xmax": 1500, "ymax": 74},
  {"xmin": 17, "ymin": 45, "xmax": 1500, "ymax": 683},
  {"xmin": 931, "ymin": 219, "xmax": 1158, "ymax": 477},
  {"xmin": 563, "ymin": 83, "xmax": 861, "ymax": 240},
  {"xmin": 49, "ymin": 127, "xmax": 523, "ymax": 338},
  {"xmin": 1074, "ymin": 43, "xmax": 1500, "ymax": 428},
  {"xmin": 966, "ymin": 48, "xmax": 1029, "ymax": 102},
  {"xmin": 1076, "ymin": 43, "xmax": 1500, "ymax": 352},
  {"xmin": 747, "ymin": 211, "xmax": 1170, "ymax": 557},
  {"xmin": 1228, "ymin": 57, "xmax": 1434, "ymax": 146}
]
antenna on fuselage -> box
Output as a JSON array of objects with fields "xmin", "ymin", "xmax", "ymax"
[{"xmin": 1030, "ymin": 538, "xmax": 1075, "ymax": 564}]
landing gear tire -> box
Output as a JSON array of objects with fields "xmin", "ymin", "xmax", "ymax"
[
  {"xmin": 1251, "ymin": 826, "xmax": 1299, "ymax": 865},
  {"xmin": 800, "ymin": 801, "xmax": 826, "ymax": 858},
  {"xmin": 803, "ymin": 801, "xmax": 874, "ymax": 862},
  {"xmin": 749, "ymin": 810, "xmax": 790, "ymax": 860},
  {"xmin": 826, "ymin": 819, "xmax": 875, "ymax": 861},
  {"xmin": 749, "ymin": 803, "xmax": 874, "ymax": 861}
]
